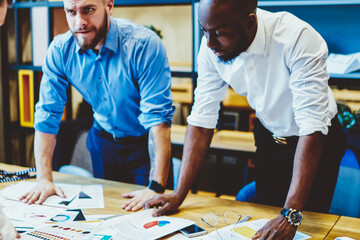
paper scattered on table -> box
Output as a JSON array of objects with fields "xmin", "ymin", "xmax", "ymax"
[
  {"xmin": 71, "ymin": 184, "xmax": 105, "ymax": 209},
  {"xmin": 326, "ymin": 52, "xmax": 360, "ymax": 74},
  {"xmin": 169, "ymin": 219, "xmax": 311, "ymax": 240},
  {"xmin": 20, "ymin": 222, "xmax": 109, "ymax": 240},
  {"xmin": 0, "ymin": 182, "xmax": 104, "ymax": 209},
  {"xmin": 168, "ymin": 232, "xmax": 211, "ymax": 239},
  {"xmin": 48, "ymin": 209, "xmax": 86, "ymax": 223},
  {"xmin": 97, "ymin": 209, "xmax": 195, "ymax": 240},
  {"xmin": 0, "ymin": 197, "xmax": 65, "ymax": 226}
]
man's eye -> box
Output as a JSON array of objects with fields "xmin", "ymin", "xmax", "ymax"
[
  {"xmin": 86, "ymin": 8, "xmax": 94, "ymax": 13},
  {"xmin": 215, "ymin": 31, "xmax": 224, "ymax": 36},
  {"xmin": 67, "ymin": 10, "xmax": 75, "ymax": 15}
]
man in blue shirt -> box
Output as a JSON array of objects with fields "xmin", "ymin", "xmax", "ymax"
[{"xmin": 20, "ymin": 0, "xmax": 174, "ymax": 211}]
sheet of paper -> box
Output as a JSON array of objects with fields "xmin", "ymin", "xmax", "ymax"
[
  {"xmin": 168, "ymin": 232, "xmax": 212, "ymax": 239},
  {"xmin": 85, "ymin": 215, "xmax": 112, "ymax": 220},
  {"xmin": 209, "ymin": 219, "xmax": 311, "ymax": 240},
  {"xmin": 0, "ymin": 197, "xmax": 65, "ymax": 233},
  {"xmin": 0, "ymin": 182, "xmax": 81, "ymax": 208},
  {"xmin": 169, "ymin": 219, "xmax": 311, "ymax": 240},
  {"xmin": 326, "ymin": 53, "xmax": 360, "ymax": 74},
  {"xmin": 0, "ymin": 182, "xmax": 104, "ymax": 209},
  {"xmin": 48, "ymin": 209, "xmax": 87, "ymax": 223},
  {"xmin": 70, "ymin": 184, "xmax": 105, "ymax": 209},
  {"xmin": 20, "ymin": 222, "xmax": 110, "ymax": 240},
  {"xmin": 96, "ymin": 209, "xmax": 195, "ymax": 240}
]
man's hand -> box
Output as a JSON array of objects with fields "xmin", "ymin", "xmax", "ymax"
[
  {"xmin": 251, "ymin": 215, "xmax": 296, "ymax": 240},
  {"xmin": 121, "ymin": 188, "xmax": 160, "ymax": 211},
  {"xmin": 143, "ymin": 193, "xmax": 183, "ymax": 217},
  {"xmin": 19, "ymin": 179, "xmax": 65, "ymax": 205}
]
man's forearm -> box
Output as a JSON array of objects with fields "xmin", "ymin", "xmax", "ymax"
[
  {"xmin": 175, "ymin": 125, "xmax": 214, "ymax": 200},
  {"xmin": 34, "ymin": 131, "xmax": 57, "ymax": 182},
  {"xmin": 284, "ymin": 132, "xmax": 325, "ymax": 211},
  {"xmin": 148, "ymin": 123, "xmax": 171, "ymax": 186}
]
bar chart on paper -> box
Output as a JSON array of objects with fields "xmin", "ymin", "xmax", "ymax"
[{"xmin": 231, "ymin": 226, "xmax": 256, "ymax": 238}]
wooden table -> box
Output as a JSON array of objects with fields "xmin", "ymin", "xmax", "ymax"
[
  {"xmin": 326, "ymin": 216, "xmax": 360, "ymax": 239},
  {"xmin": 0, "ymin": 163, "xmax": 346, "ymax": 239}
]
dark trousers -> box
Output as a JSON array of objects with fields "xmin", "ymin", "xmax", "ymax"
[
  {"xmin": 86, "ymin": 124, "xmax": 150, "ymax": 186},
  {"xmin": 254, "ymin": 116, "xmax": 346, "ymax": 213}
]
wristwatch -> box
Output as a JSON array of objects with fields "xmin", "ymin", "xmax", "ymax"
[
  {"xmin": 280, "ymin": 208, "xmax": 303, "ymax": 226},
  {"xmin": 148, "ymin": 180, "xmax": 165, "ymax": 193}
]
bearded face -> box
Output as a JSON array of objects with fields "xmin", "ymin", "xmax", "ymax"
[{"xmin": 64, "ymin": 0, "xmax": 112, "ymax": 51}]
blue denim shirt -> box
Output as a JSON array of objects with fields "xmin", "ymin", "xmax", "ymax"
[{"xmin": 35, "ymin": 18, "xmax": 174, "ymax": 137}]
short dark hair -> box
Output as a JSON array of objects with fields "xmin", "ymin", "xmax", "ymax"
[{"xmin": 211, "ymin": 0, "xmax": 258, "ymax": 17}]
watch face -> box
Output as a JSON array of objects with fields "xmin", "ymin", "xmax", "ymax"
[{"xmin": 289, "ymin": 211, "xmax": 303, "ymax": 224}]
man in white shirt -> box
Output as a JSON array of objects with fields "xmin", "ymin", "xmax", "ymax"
[{"xmin": 145, "ymin": 0, "xmax": 346, "ymax": 239}]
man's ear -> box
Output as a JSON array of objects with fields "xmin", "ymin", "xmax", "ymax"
[
  {"xmin": 246, "ymin": 13, "xmax": 257, "ymax": 31},
  {"xmin": 106, "ymin": 0, "xmax": 114, "ymax": 16}
]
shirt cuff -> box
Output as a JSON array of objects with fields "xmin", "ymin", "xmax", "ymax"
[
  {"xmin": 34, "ymin": 111, "xmax": 62, "ymax": 135},
  {"xmin": 139, "ymin": 106, "xmax": 175, "ymax": 130},
  {"xmin": 298, "ymin": 117, "xmax": 332, "ymax": 136},
  {"xmin": 187, "ymin": 112, "xmax": 218, "ymax": 129}
]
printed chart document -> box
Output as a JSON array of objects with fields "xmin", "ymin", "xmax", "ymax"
[
  {"xmin": 20, "ymin": 222, "xmax": 110, "ymax": 240},
  {"xmin": 0, "ymin": 197, "xmax": 65, "ymax": 232},
  {"xmin": 97, "ymin": 209, "xmax": 195, "ymax": 240},
  {"xmin": 70, "ymin": 184, "xmax": 105, "ymax": 209},
  {"xmin": 169, "ymin": 219, "xmax": 311, "ymax": 240},
  {"xmin": 0, "ymin": 182, "xmax": 104, "ymax": 209}
]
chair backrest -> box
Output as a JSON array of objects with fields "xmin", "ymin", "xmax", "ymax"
[
  {"xmin": 329, "ymin": 149, "xmax": 360, "ymax": 218},
  {"xmin": 69, "ymin": 130, "xmax": 93, "ymax": 174},
  {"xmin": 53, "ymin": 118, "xmax": 93, "ymax": 174}
]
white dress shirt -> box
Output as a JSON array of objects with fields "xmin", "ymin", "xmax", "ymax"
[{"xmin": 188, "ymin": 8, "xmax": 337, "ymax": 137}]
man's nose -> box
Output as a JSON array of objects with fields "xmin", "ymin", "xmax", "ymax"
[
  {"xmin": 75, "ymin": 14, "xmax": 87, "ymax": 30},
  {"xmin": 206, "ymin": 33, "xmax": 219, "ymax": 49}
]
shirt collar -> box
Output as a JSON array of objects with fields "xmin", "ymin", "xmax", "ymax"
[
  {"xmin": 245, "ymin": 10, "xmax": 266, "ymax": 55},
  {"xmin": 75, "ymin": 17, "xmax": 119, "ymax": 54},
  {"xmin": 103, "ymin": 18, "xmax": 119, "ymax": 53}
]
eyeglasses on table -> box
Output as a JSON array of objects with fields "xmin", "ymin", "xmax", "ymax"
[{"xmin": 201, "ymin": 211, "xmax": 251, "ymax": 240}]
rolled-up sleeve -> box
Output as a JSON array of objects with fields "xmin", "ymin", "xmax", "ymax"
[
  {"xmin": 34, "ymin": 41, "xmax": 69, "ymax": 134},
  {"xmin": 287, "ymin": 27, "xmax": 333, "ymax": 136},
  {"xmin": 187, "ymin": 37, "xmax": 228, "ymax": 129},
  {"xmin": 137, "ymin": 35, "xmax": 175, "ymax": 129}
]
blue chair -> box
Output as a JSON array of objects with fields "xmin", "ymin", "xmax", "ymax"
[
  {"xmin": 59, "ymin": 165, "xmax": 93, "ymax": 178},
  {"xmin": 236, "ymin": 149, "xmax": 360, "ymax": 218},
  {"xmin": 236, "ymin": 181, "xmax": 256, "ymax": 202},
  {"xmin": 329, "ymin": 149, "xmax": 360, "ymax": 217}
]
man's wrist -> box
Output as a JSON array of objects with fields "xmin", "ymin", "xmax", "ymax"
[
  {"xmin": 37, "ymin": 176, "xmax": 53, "ymax": 183},
  {"xmin": 280, "ymin": 208, "xmax": 303, "ymax": 226},
  {"xmin": 148, "ymin": 180, "xmax": 166, "ymax": 193}
]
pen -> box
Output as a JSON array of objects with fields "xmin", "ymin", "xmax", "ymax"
[{"xmin": 239, "ymin": 214, "xmax": 251, "ymax": 223}]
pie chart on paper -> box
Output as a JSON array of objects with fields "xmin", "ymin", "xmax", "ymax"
[{"xmin": 143, "ymin": 220, "xmax": 170, "ymax": 229}]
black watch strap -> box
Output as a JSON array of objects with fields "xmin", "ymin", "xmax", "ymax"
[{"xmin": 148, "ymin": 180, "xmax": 165, "ymax": 193}]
